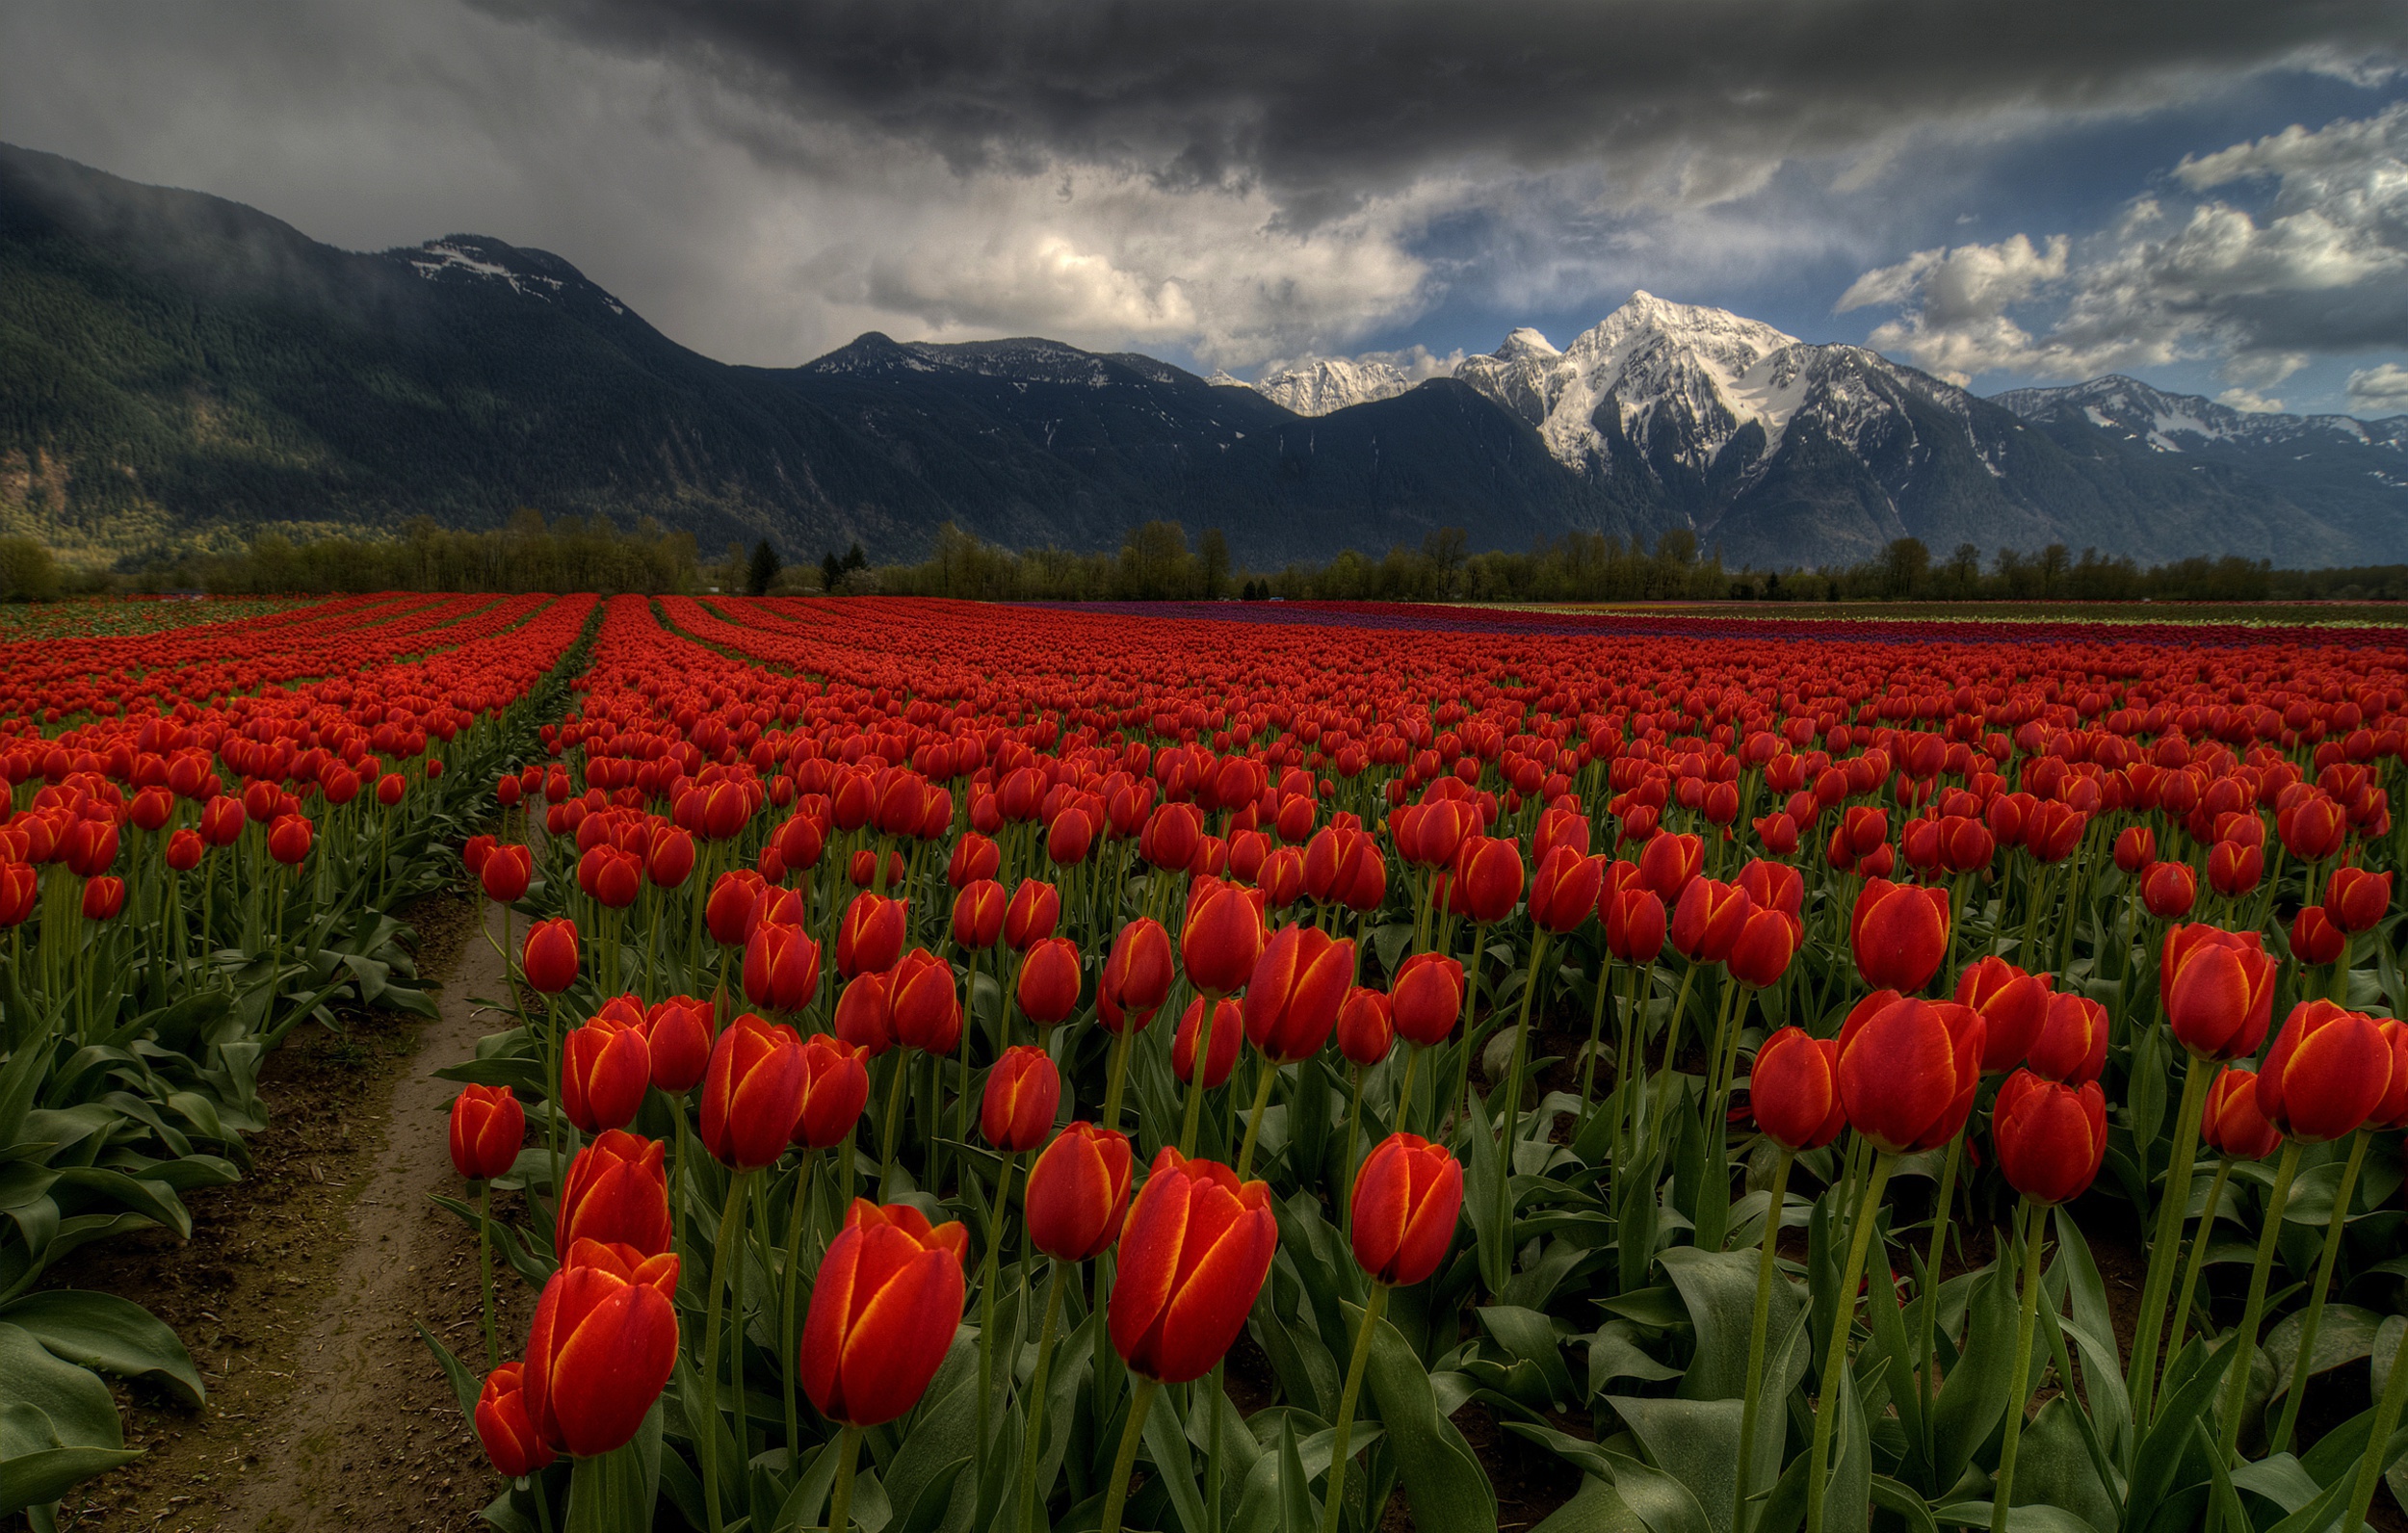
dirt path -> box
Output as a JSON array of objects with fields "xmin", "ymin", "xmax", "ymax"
[{"xmin": 55, "ymin": 893, "xmax": 532, "ymax": 1533}]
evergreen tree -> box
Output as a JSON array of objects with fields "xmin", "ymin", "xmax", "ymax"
[{"xmin": 747, "ymin": 539, "xmax": 781, "ymax": 595}]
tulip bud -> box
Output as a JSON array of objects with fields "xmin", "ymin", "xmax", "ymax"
[
  {"xmin": 1603, "ymin": 886, "xmax": 1667, "ymax": 964},
  {"xmin": 2200, "ymin": 1064, "xmax": 2281, "ymax": 1161},
  {"xmin": 706, "ymin": 870, "xmax": 764, "ymax": 947},
  {"xmin": 523, "ymin": 1240, "xmax": 680, "ymax": 1456},
  {"xmin": 699, "ymin": 1013, "xmax": 807, "ymax": 1168},
  {"xmin": 834, "ymin": 971, "xmax": 894, "ymax": 1056},
  {"xmin": 836, "ymin": 891, "xmax": 907, "ymax": 978},
  {"xmin": 1849, "ymin": 878, "xmax": 1950, "ymax": 993},
  {"xmin": 448, "ymin": 1083, "xmax": 526, "ymax": 1181},
  {"xmin": 1991, "ymin": 1071, "xmax": 2107, "ymax": 1206},
  {"xmin": 1953, "ymin": 956, "xmax": 2052, "ymax": 1075},
  {"xmin": 560, "ymin": 1017, "xmax": 652, "ymax": 1134},
  {"xmin": 1726, "ymin": 907, "xmax": 1797, "ymax": 989},
  {"xmin": 81, "ymin": 876, "xmax": 125, "ymax": 921},
  {"xmin": 1335, "ymin": 986, "xmax": 1395, "ymax": 1067},
  {"xmin": 800, "ymin": 1201, "xmax": 969, "ymax": 1427},
  {"xmin": 1749, "ymin": 1027, "xmax": 1845, "ymax": 1151},
  {"xmin": 2324, "ymin": 865, "xmax": 2392, "ymax": 934},
  {"xmin": 481, "ymin": 843, "xmax": 534, "ymax": 904},
  {"xmin": 556, "ymin": 1130, "xmax": 671, "ymax": 1256},
  {"xmin": 2026, "ymin": 992, "xmax": 2108, "ymax": 1085},
  {"xmin": 951, "ymin": 879, "xmax": 1006, "ymax": 949},
  {"xmin": 1349, "ymin": 1132, "xmax": 1463, "ymax": 1286},
  {"xmin": 1636, "ymin": 831, "xmax": 1703, "ymax": 903},
  {"xmin": 1100, "ymin": 918, "xmax": 1175, "ymax": 1032},
  {"xmin": 474, "ymin": 1362, "xmax": 555, "ymax": 1478},
  {"xmin": 1172, "ymin": 995, "xmax": 1243, "ymax": 1088},
  {"xmin": 2290, "ymin": 903, "xmax": 2346, "ymax": 967},
  {"xmin": 0, "ymin": 864, "xmax": 32, "ymax": 928},
  {"xmin": 2206, "ymin": 838, "xmax": 2263, "ymax": 897},
  {"xmin": 1181, "ymin": 877, "xmax": 1265, "ymax": 995},
  {"xmin": 2161, "ymin": 923, "xmax": 2277, "ymax": 1061},
  {"xmin": 521, "ymin": 918, "xmax": 580, "ymax": 994},
  {"xmin": 165, "ymin": 827, "xmax": 203, "ymax": 871},
  {"xmin": 1388, "ymin": 952, "xmax": 1465, "ymax": 1049},
  {"xmin": 1016, "ymin": 936, "xmax": 1084, "ymax": 1026},
  {"xmin": 1004, "ymin": 880, "xmax": 1060, "ymax": 950},
  {"xmin": 982, "ymin": 1045, "xmax": 1061, "ymax": 1153},
  {"xmin": 890, "ymin": 948, "xmax": 962, "ymax": 1053},
  {"xmin": 1109, "ymin": 1148, "xmax": 1278, "ymax": 1383},
  {"xmin": 2138, "ymin": 860, "xmax": 2197, "ymax": 921},
  {"xmin": 267, "ymin": 813, "xmax": 314, "ymax": 866},
  {"xmin": 1671, "ymin": 877, "xmax": 1753, "ymax": 965},
  {"xmin": 2257, "ymin": 1000, "xmax": 2391, "ymax": 1143},
  {"xmin": 794, "ymin": 1034, "xmax": 872, "ymax": 1150},
  {"xmin": 1025, "ymin": 1122, "xmax": 1136, "ymax": 1261},
  {"xmin": 2114, "ymin": 825, "xmax": 2157, "ymax": 872},
  {"xmin": 2368, "ymin": 1021, "xmax": 2408, "ymax": 1132},
  {"xmin": 646, "ymin": 826, "xmax": 695, "ymax": 889},
  {"xmin": 1450, "ymin": 836, "xmax": 1525, "ymax": 923},
  {"xmin": 1835, "ymin": 996, "xmax": 1985, "ymax": 1154},
  {"xmin": 1243, "ymin": 924, "xmax": 1355, "ymax": 1064}
]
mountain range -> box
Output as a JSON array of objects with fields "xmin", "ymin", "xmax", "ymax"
[{"xmin": 3, "ymin": 141, "xmax": 2403, "ymax": 572}]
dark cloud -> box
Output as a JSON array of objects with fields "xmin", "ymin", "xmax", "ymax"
[{"xmin": 481, "ymin": 0, "xmax": 2408, "ymax": 216}]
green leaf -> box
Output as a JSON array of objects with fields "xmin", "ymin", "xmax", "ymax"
[
  {"xmin": 0, "ymin": 1444, "xmax": 145, "ymax": 1518},
  {"xmin": 562, "ymin": 1399, "xmax": 662, "ymax": 1533},
  {"xmin": 1607, "ymin": 1395, "xmax": 1744, "ymax": 1533},
  {"xmin": 1479, "ymin": 1307, "xmax": 1577, "ymax": 1409},
  {"xmin": 1530, "ymin": 1475, "xmax": 1652, "ymax": 1533},
  {"xmin": 1929, "ymin": 1261, "xmax": 2017, "ymax": 1493},
  {"xmin": 0, "ymin": 1324, "xmax": 124, "ymax": 1450},
  {"xmin": 1587, "ymin": 1321, "xmax": 1682, "ymax": 1399},
  {"xmin": 1596, "ymin": 1446, "xmax": 1713, "ymax": 1533},
  {"xmin": 1277, "ymin": 1415, "xmax": 1316, "ymax": 1533},
  {"xmin": 0, "ymin": 1291, "xmax": 204, "ymax": 1406},
  {"xmin": 1360, "ymin": 1299, "xmax": 1496, "ymax": 1533},
  {"xmin": 1658, "ymin": 1246, "xmax": 1793, "ymax": 1403},
  {"xmin": 1140, "ymin": 1377, "xmax": 1211, "ymax": 1533},
  {"xmin": 414, "ymin": 1321, "xmax": 485, "ymax": 1423}
]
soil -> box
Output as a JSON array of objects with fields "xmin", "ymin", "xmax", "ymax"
[{"xmin": 49, "ymin": 890, "xmax": 533, "ymax": 1533}]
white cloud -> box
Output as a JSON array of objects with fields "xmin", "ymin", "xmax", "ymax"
[
  {"xmin": 1839, "ymin": 103, "xmax": 2408, "ymax": 393},
  {"xmin": 2348, "ymin": 362, "xmax": 2408, "ymax": 413},
  {"xmin": 2216, "ymin": 386, "xmax": 2288, "ymax": 412}
]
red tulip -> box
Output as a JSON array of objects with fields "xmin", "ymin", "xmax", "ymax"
[
  {"xmin": 1450, "ymin": 836, "xmax": 1525, "ymax": 923},
  {"xmin": 952, "ymin": 879, "xmax": 1006, "ymax": 948},
  {"xmin": 2368, "ymin": 1022, "xmax": 2408, "ymax": 1131},
  {"xmin": 2201, "ymin": 1065, "xmax": 2281, "ymax": 1161},
  {"xmin": 699, "ymin": 1013, "xmax": 807, "ymax": 1168},
  {"xmin": 1243, "ymin": 923, "xmax": 1355, "ymax": 1064},
  {"xmin": 1992, "ymin": 1071, "xmax": 2107, "ymax": 1206},
  {"xmin": 524, "ymin": 1239, "xmax": 680, "ymax": 1456},
  {"xmin": 164, "ymin": 827, "xmax": 203, "ymax": 871},
  {"xmin": 1349, "ymin": 1132, "xmax": 1463, "ymax": 1286},
  {"xmin": 1636, "ymin": 831, "xmax": 1703, "ymax": 903},
  {"xmin": 1109, "ymin": 1148, "xmax": 1278, "ymax": 1383},
  {"xmin": 2161, "ymin": 924, "xmax": 2277, "ymax": 1061},
  {"xmin": 0, "ymin": 864, "xmax": 32, "ymax": 927},
  {"xmin": 1100, "ymin": 918, "xmax": 1175, "ymax": 1032},
  {"xmin": 2114, "ymin": 826, "xmax": 2157, "ymax": 872},
  {"xmin": 475, "ymin": 1362, "xmax": 554, "ymax": 1477},
  {"xmin": 2258, "ymin": 1000, "xmax": 2391, "ymax": 1143},
  {"xmin": 1026, "ymin": 1122, "xmax": 1136, "ymax": 1261},
  {"xmin": 449, "ymin": 1083, "xmax": 525, "ymax": 1181},
  {"xmin": 1725, "ymin": 907, "xmax": 1796, "ymax": 989},
  {"xmin": 1173, "ymin": 995, "xmax": 1243, "ymax": 1088},
  {"xmin": 793, "ymin": 1034, "xmax": 872, "ymax": 1150},
  {"xmin": 1004, "ymin": 880, "xmax": 1061, "ymax": 950},
  {"xmin": 555, "ymin": 1130, "xmax": 670, "ymax": 1257},
  {"xmin": 81, "ymin": 877, "xmax": 124, "ymax": 921},
  {"xmin": 1016, "ymin": 936, "xmax": 1084, "ymax": 1026},
  {"xmin": 836, "ymin": 891, "xmax": 907, "ymax": 977},
  {"xmin": 521, "ymin": 918, "xmax": 580, "ymax": 994},
  {"xmin": 1182, "ymin": 877, "xmax": 1265, "ymax": 994},
  {"xmin": 2276, "ymin": 795, "xmax": 2346, "ymax": 862},
  {"xmin": 2290, "ymin": 904, "xmax": 2346, "ymax": 966},
  {"xmin": 890, "ymin": 948, "xmax": 962, "ymax": 1053},
  {"xmin": 1849, "ymin": 878, "xmax": 1950, "ymax": 993},
  {"xmin": 2206, "ymin": 839, "xmax": 2263, "ymax": 897},
  {"xmin": 801, "ymin": 1200, "xmax": 969, "ymax": 1426},
  {"xmin": 1835, "ymin": 996, "xmax": 1985, "ymax": 1154},
  {"xmin": 64, "ymin": 818, "xmax": 118, "ymax": 878},
  {"xmin": 1954, "ymin": 957, "xmax": 2052, "ymax": 1075},
  {"xmin": 1603, "ymin": 886, "xmax": 1667, "ymax": 964},
  {"xmin": 1528, "ymin": 846, "xmax": 1603, "ymax": 934},
  {"xmin": 834, "ymin": 972, "xmax": 895, "ymax": 1056},
  {"xmin": 706, "ymin": 870, "xmax": 764, "ymax": 947},
  {"xmin": 1749, "ymin": 1027, "xmax": 1845, "ymax": 1151},
  {"xmin": 2027, "ymin": 992, "xmax": 2108, "ymax": 1085},
  {"xmin": 646, "ymin": 826, "xmax": 695, "ymax": 889},
  {"xmin": 969, "ymin": 1046, "xmax": 1055, "ymax": 1156},
  {"xmin": 1671, "ymin": 877, "xmax": 1753, "ymax": 964},
  {"xmin": 198, "ymin": 794, "xmax": 244, "ymax": 846},
  {"xmin": 267, "ymin": 814, "xmax": 313, "ymax": 866},
  {"xmin": 560, "ymin": 1017, "xmax": 651, "ymax": 1134},
  {"xmin": 2324, "ymin": 865, "xmax": 2392, "ymax": 933},
  {"xmin": 1388, "ymin": 952, "xmax": 1464, "ymax": 1048},
  {"xmin": 641, "ymin": 995, "xmax": 716, "ymax": 1094},
  {"xmin": 1735, "ymin": 859, "xmax": 1804, "ymax": 922},
  {"xmin": 1335, "ymin": 986, "xmax": 1395, "ymax": 1067},
  {"xmin": 480, "ymin": 843, "xmax": 534, "ymax": 903},
  {"xmin": 2138, "ymin": 861, "xmax": 2197, "ymax": 920}
]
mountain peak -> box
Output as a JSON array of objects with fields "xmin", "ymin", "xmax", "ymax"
[{"xmin": 1248, "ymin": 354, "xmax": 1414, "ymax": 415}]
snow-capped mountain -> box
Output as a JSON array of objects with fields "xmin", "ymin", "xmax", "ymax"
[
  {"xmin": 1994, "ymin": 376, "xmax": 2408, "ymax": 455},
  {"xmin": 1245, "ymin": 356, "xmax": 1415, "ymax": 415},
  {"xmin": 1443, "ymin": 293, "xmax": 2401, "ymax": 568}
]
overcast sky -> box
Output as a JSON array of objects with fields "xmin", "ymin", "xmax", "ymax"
[{"xmin": 6, "ymin": 0, "xmax": 2407, "ymax": 414}]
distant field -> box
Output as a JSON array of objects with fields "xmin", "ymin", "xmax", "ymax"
[
  {"xmin": 0, "ymin": 594, "xmax": 313, "ymax": 640},
  {"xmin": 1557, "ymin": 599, "xmax": 2408, "ymax": 626}
]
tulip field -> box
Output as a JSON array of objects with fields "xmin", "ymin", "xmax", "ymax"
[{"xmin": 6, "ymin": 593, "xmax": 2408, "ymax": 1533}]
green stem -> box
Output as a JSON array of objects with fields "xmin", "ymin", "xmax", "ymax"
[
  {"xmin": 1097, "ymin": 1377, "xmax": 1162, "ymax": 1533},
  {"xmin": 782, "ymin": 1152, "xmax": 818, "ymax": 1460},
  {"xmin": 2266, "ymin": 1129, "xmax": 2369, "ymax": 1457},
  {"xmin": 1991, "ymin": 1198, "xmax": 2047, "ymax": 1533},
  {"xmin": 1015, "ymin": 1259, "xmax": 1071, "ymax": 1533},
  {"xmin": 877, "ymin": 1050, "xmax": 909, "ymax": 1196},
  {"xmin": 826, "ymin": 1422, "xmax": 863, "ymax": 1533},
  {"xmin": 1102, "ymin": 1017, "xmax": 1135, "ymax": 1130},
  {"xmin": 1577, "ymin": 959, "xmax": 1614, "ymax": 1130},
  {"xmin": 700, "ymin": 1170, "xmax": 750, "ymax": 1533},
  {"xmin": 2167, "ymin": 1157, "xmax": 2234, "ymax": 1363},
  {"xmin": 478, "ymin": 1182, "xmax": 499, "ymax": 1371},
  {"xmin": 1236, "ymin": 1062, "xmax": 1279, "ymax": 1182},
  {"xmin": 2344, "ymin": 1310, "xmax": 2408, "ymax": 1533},
  {"xmin": 2214, "ymin": 1139, "xmax": 2302, "ymax": 1465},
  {"xmin": 1914, "ymin": 1130, "xmax": 1965, "ymax": 1456},
  {"xmin": 1734, "ymin": 1151, "xmax": 1793, "ymax": 1533},
  {"xmin": 1321, "ymin": 1284, "xmax": 1391, "ymax": 1533},
  {"xmin": 1491, "ymin": 929, "xmax": 1552, "ymax": 1290},
  {"xmin": 2127, "ymin": 1051, "xmax": 2212, "ymax": 1426},
  {"xmin": 1178, "ymin": 992, "xmax": 1220, "ymax": 1156},
  {"xmin": 1806, "ymin": 1150, "xmax": 1895, "ymax": 1533},
  {"xmin": 977, "ymin": 1153, "xmax": 1019, "ymax": 1461}
]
